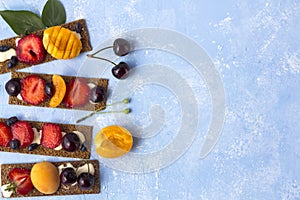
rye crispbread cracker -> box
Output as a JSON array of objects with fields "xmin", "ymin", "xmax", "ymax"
[
  {"xmin": 0, "ymin": 118, "xmax": 93, "ymax": 159},
  {"xmin": 9, "ymin": 71, "xmax": 108, "ymax": 111},
  {"xmin": 0, "ymin": 18, "xmax": 92, "ymax": 74},
  {"xmin": 1, "ymin": 160, "xmax": 100, "ymax": 197}
]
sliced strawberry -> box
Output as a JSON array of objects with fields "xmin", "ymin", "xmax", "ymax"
[
  {"xmin": 11, "ymin": 121, "xmax": 34, "ymax": 148},
  {"xmin": 0, "ymin": 122, "xmax": 12, "ymax": 147},
  {"xmin": 16, "ymin": 175, "xmax": 33, "ymax": 195},
  {"xmin": 8, "ymin": 168, "xmax": 30, "ymax": 184},
  {"xmin": 20, "ymin": 75, "xmax": 46, "ymax": 105},
  {"xmin": 64, "ymin": 78, "xmax": 90, "ymax": 108},
  {"xmin": 41, "ymin": 123, "xmax": 62, "ymax": 149},
  {"xmin": 16, "ymin": 34, "xmax": 46, "ymax": 65},
  {"xmin": 8, "ymin": 168, "xmax": 33, "ymax": 195}
]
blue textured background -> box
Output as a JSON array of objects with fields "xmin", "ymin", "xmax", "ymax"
[{"xmin": 0, "ymin": 0, "xmax": 300, "ymax": 199}]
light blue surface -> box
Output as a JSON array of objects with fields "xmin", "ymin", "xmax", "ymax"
[{"xmin": 0, "ymin": 0, "xmax": 300, "ymax": 199}]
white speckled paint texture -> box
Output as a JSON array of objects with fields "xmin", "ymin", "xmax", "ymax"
[{"xmin": 0, "ymin": 0, "xmax": 299, "ymax": 199}]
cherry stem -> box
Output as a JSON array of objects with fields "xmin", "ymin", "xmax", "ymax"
[
  {"xmin": 87, "ymin": 54, "xmax": 117, "ymax": 66},
  {"xmin": 87, "ymin": 46, "xmax": 117, "ymax": 66},
  {"xmin": 89, "ymin": 46, "xmax": 113, "ymax": 56}
]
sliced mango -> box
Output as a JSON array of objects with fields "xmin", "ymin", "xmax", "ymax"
[
  {"xmin": 49, "ymin": 74, "xmax": 66, "ymax": 108},
  {"xmin": 43, "ymin": 26, "xmax": 82, "ymax": 59},
  {"xmin": 43, "ymin": 26, "xmax": 60, "ymax": 55}
]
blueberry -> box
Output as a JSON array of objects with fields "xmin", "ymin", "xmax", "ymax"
[
  {"xmin": 44, "ymin": 82, "xmax": 54, "ymax": 98},
  {"xmin": 5, "ymin": 116, "xmax": 18, "ymax": 126},
  {"xmin": 80, "ymin": 143, "xmax": 87, "ymax": 152},
  {"xmin": 75, "ymin": 22, "xmax": 83, "ymax": 33},
  {"xmin": 10, "ymin": 139, "xmax": 20, "ymax": 150},
  {"xmin": 0, "ymin": 45, "xmax": 10, "ymax": 52},
  {"xmin": 7, "ymin": 56, "xmax": 18, "ymax": 69},
  {"xmin": 5, "ymin": 78, "xmax": 21, "ymax": 96},
  {"xmin": 7, "ymin": 62, "xmax": 14, "ymax": 69},
  {"xmin": 28, "ymin": 143, "xmax": 39, "ymax": 151}
]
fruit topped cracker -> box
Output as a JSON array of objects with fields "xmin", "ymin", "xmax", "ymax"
[
  {"xmin": 6, "ymin": 71, "xmax": 108, "ymax": 111},
  {"xmin": 1, "ymin": 160, "xmax": 100, "ymax": 198},
  {"xmin": 0, "ymin": 0, "xmax": 91, "ymax": 74},
  {"xmin": 0, "ymin": 1, "xmax": 117, "ymax": 198},
  {"xmin": 0, "ymin": 116, "xmax": 93, "ymax": 159}
]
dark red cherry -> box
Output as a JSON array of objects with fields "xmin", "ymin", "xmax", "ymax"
[{"xmin": 112, "ymin": 62, "xmax": 129, "ymax": 80}]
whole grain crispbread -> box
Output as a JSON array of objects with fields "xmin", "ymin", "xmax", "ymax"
[
  {"xmin": 0, "ymin": 19, "xmax": 92, "ymax": 74},
  {"xmin": 0, "ymin": 118, "xmax": 93, "ymax": 159},
  {"xmin": 9, "ymin": 71, "xmax": 108, "ymax": 111},
  {"xmin": 1, "ymin": 160, "xmax": 100, "ymax": 197}
]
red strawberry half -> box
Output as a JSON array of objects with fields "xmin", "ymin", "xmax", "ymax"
[
  {"xmin": 20, "ymin": 75, "xmax": 46, "ymax": 105},
  {"xmin": 41, "ymin": 123, "xmax": 62, "ymax": 149},
  {"xmin": 64, "ymin": 78, "xmax": 90, "ymax": 108},
  {"xmin": 16, "ymin": 34, "xmax": 46, "ymax": 65},
  {"xmin": 8, "ymin": 168, "xmax": 33, "ymax": 195},
  {"xmin": 0, "ymin": 122, "xmax": 12, "ymax": 147},
  {"xmin": 11, "ymin": 121, "xmax": 34, "ymax": 148}
]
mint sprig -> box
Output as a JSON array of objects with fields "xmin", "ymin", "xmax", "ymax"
[{"xmin": 0, "ymin": 0, "xmax": 66, "ymax": 35}]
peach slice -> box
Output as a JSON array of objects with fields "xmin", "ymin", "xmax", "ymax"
[
  {"xmin": 94, "ymin": 125, "xmax": 133, "ymax": 158},
  {"xmin": 49, "ymin": 74, "xmax": 66, "ymax": 108}
]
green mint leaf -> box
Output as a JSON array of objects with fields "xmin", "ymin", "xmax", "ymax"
[
  {"xmin": 42, "ymin": 0, "xmax": 66, "ymax": 27},
  {"xmin": 0, "ymin": 10, "xmax": 46, "ymax": 35}
]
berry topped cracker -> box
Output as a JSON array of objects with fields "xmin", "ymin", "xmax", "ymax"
[
  {"xmin": 0, "ymin": 117, "xmax": 93, "ymax": 159},
  {"xmin": 6, "ymin": 72, "xmax": 108, "ymax": 111},
  {"xmin": 0, "ymin": 19, "xmax": 92, "ymax": 74}
]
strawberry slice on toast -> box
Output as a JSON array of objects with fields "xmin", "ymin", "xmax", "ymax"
[
  {"xmin": 11, "ymin": 121, "xmax": 34, "ymax": 148},
  {"xmin": 64, "ymin": 78, "xmax": 90, "ymax": 108},
  {"xmin": 20, "ymin": 75, "xmax": 46, "ymax": 105},
  {"xmin": 41, "ymin": 123, "xmax": 62, "ymax": 149},
  {"xmin": 16, "ymin": 34, "xmax": 46, "ymax": 65},
  {"xmin": 0, "ymin": 122, "xmax": 12, "ymax": 147}
]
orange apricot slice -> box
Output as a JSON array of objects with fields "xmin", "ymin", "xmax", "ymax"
[
  {"xmin": 49, "ymin": 74, "xmax": 66, "ymax": 108},
  {"xmin": 94, "ymin": 125, "xmax": 133, "ymax": 158}
]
